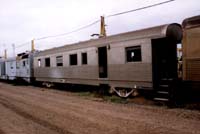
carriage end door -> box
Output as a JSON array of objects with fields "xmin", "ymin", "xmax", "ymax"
[{"xmin": 98, "ymin": 46, "xmax": 108, "ymax": 78}]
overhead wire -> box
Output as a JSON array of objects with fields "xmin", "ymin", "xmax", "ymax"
[
  {"xmin": 106, "ymin": 0, "xmax": 175, "ymax": 18},
  {"xmin": 15, "ymin": 41, "xmax": 30, "ymax": 49},
  {"xmin": 35, "ymin": 0, "xmax": 175, "ymax": 41},
  {"xmin": 14, "ymin": 20, "xmax": 100, "ymax": 49},
  {"xmin": 15, "ymin": 0, "xmax": 175, "ymax": 48},
  {"xmin": 35, "ymin": 19, "xmax": 100, "ymax": 40}
]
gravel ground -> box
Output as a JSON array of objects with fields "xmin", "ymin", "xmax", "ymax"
[{"xmin": 0, "ymin": 82, "xmax": 199, "ymax": 134}]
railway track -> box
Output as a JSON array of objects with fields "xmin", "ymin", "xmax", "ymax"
[
  {"xmin": 0, "ymin": 96, "xmax": 72, "ymax": 134},
  {"xmin": 0, "ymin": 82, "xmax": 199, "ymax": 134}
]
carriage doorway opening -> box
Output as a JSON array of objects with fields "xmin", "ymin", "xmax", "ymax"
[
  {"xmin": 152, "ymin": 38, "xmax": 178, "ymax": 88},
  {"xmin": 98, "ymin": 46, "xmax": 108, "ymax": 78}
]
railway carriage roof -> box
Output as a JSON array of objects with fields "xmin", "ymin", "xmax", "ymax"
[
  {"xmin": 182, "ymin": 15, "xmax": 200, "ymax": 29},
  {"xmin": 36, "ymin": 23, "xmax": 182, "ymax": 57},
  {"xmin": 4, "ymin": 57, "xmax": 16, "ymax": 62}
]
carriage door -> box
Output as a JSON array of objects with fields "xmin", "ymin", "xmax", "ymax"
[
  {"xmin": 152, "ymin": 37, "xmax": 177, "ymax": 88},
  {"xmin": 98, "ymin": 46, "xmax": 108, "ymax": 78},
  {"xmin": 0, "ymin": 62, "xmax": 6, "ymax": 76}
]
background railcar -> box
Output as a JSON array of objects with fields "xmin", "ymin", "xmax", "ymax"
[
  {"xmin": 180, "ymin": 15, "xmax": 200, "ymax": 101},
  {"xmin": 5, "ymin": 58, "xmax": 17, "ymax": 81},
  {"xmin": 33, "ymin": 23, "xmax": 182, "ymax": 97},
  {"xmin": 182, "ymin": 15, "xmax": 200, "ymax": 83},
  {"xmin": 0, "ymin": 59, "xmax": 6, "ymax": 80},
  {"xmin": 16, "ymin": 52, "xmax": 36, "ymax": 83}
]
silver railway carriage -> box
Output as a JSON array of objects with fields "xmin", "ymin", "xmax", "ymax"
[
  {"xmin": 16, "ymin": 52, "xmax": 36, "ymax": 83},
  {"xmin": 0, "ymin": 58, "xmax": 6, "ymax": 80},
  {"xmin": 5, "ymin": 58, "xmax": 17, "ymax": 80},
  {"xmin": 33, "ymin": 23, "xmax": 182, "ymax": 97},
  {"xmin": 0, "ymin": 52, "xmax": 36, "ymax": 83}
]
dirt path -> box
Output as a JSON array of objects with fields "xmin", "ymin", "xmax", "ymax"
[{"xmin": 0, "ymin": 82, "xmax": 199, "ymax": 134}]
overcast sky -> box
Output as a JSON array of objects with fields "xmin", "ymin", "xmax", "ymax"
[{"xmin": 0, "ymin": 0, "xmax": 199, "ymax": 57}]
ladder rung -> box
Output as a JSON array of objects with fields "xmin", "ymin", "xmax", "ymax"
[
  {"xmin": 157, "ymin": 91, "xmax": 169, "ymax": 94},
  {"xmin": 154, "ymin": 98, "xmax": 169, "ymax": 101},
  {"xmin": 159, "ymin": 85, "xmax": 169, "ymax": 88},
  {"xmin": 161, "ymin": 78, "xmax": 173, "ymax": 81}
]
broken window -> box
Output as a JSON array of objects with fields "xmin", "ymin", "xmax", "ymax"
[
  {"xmin": 38, "ymin": 59, "xmax": 41, "ymax": 67},
  {"xmin": 81, "ymin": 52, "xmax": 87, "ymax": 65},
  {"xmin": 45, "ymin": 57, "xmax": 50, "ymax": 67},
  {"xmin": 56, "ymin": 56, "xmax": 63, "ymax": 66},
  {"xmin": 69, "ymin": 54, "xmax": 77, "ymax": 65},
  {"xmin": 126, "ymin": 46, "xmax": 142, "ymax": 62}
]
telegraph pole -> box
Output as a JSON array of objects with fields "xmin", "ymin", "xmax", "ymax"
[
  {"xmin": 31, "ymin": 39, "xmax": 35, "ymax": 52},
  {"xmin": 3, "ymin": 44, "xmax": 7, "ymax": 59},
  {"xmin": 4, "ymin": 49, "xmax": 7, "ymax": 59},
  {"xmin": 100, "ymin": 16, "xmax": 106, "ymax": 38},
  {"xmin": 12, "ymin": 44, "xmax": 15, "ymax": 57}
]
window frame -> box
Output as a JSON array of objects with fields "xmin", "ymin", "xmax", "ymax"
[
  {"xmin": 81, "ymin": 52, "xmax": 87, "ymax": 65},
  {"xmin": 69, "ymin": 54, "xmax": 78, "ymax": 66},
  {"xmin": 45, "ymin": 57, "xmax": 51, "ymax": 67},
  {"xmin": 56, "ymin": 56, "xmax": 63, "ymax": 67},
  {"xmin": 23, "ymin": 60, "xmax": 26, "ymax": 67},
  {"xmin": 38, "ymin": 59, "xmax": 41, "ymax": 67},
  {"xmin": 10, "ymin": 62, "xmax": 13, "ymax": 69},
  {"xmin": 125, "ymin": 46, "xmax": 142, "ymax": 63},
  {"xmin": 16, "ymin": 62, "xmax": 20, "ymax": 69}
]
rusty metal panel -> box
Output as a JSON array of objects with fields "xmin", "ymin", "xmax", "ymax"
[
  {"xmin": 183, "ymin": 27, "xmax": 200, "ymax": 58},
  {"xmin": 185, "ymin": 58, "xmax": 200, "ymax": 81},
  {"xmin": 182, "ymin": 15, "xmax": 200, "ymax": 29},
  {"xmin": 183, "ymin": 25, "xmax": 200, "ymax": 81}
]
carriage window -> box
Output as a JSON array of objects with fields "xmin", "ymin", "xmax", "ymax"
[
  {"xmin": 38, "ymin": 59, "xmax": 41, "ymax": 67},
  {"xmin": 81, "ymin": 52, "xmax": 87, "ymax": 65},
  {"xmin": 126, "ymin": 46, "xmax": 142, "ymax": 62},
  {"xmin": 16, "ymin": 62, "xmax": 20, "ymax": 69},
  {"xmin": 69, "ymin": 54, "xmax": 77, "ymax": 65},
  {"xmin": 56, "ymin": 56, "xmax": 63, "ymax": 66},
  {"xmin": 10, "ymin": 62, "xmax": 13, "ymax": 69},
  {"xmin": 23, "ymin": 61, "xmax": 26, "ymax": 67},
  {"xmin": 45, "ymin": 58, "xmax": 50, "ymax": 67}
]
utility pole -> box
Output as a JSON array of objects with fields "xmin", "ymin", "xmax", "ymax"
[
  {"xmin": 31, "ymin": 39, "xmax": 35, "ymax": 52},
  {"xmin": 4, "ymin": 49, "xmax": 7, "ymax": 59},
  {"xmin": 100, "ymin": 16, "xmax": 106, "ymax": 38},
  {"xmin": 12, "ymin": 44, "xmax": 15, "ymax": 57},
  {"xmin": 0, "ymin": 45, "xmax": 2, "ymax": 58}
]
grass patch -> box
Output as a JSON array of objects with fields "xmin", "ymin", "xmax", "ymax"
[
  {"xmin": 103, "ymin": 95, "xmax": 128, "ymax": 104},
  {"xmin": 77, "ymin": 92, "xmax": 128, "ymax": 104},
  {"xmin": 77, "ymin": 91, "xmax": 94, "ymax": 98}
]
